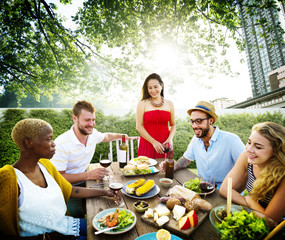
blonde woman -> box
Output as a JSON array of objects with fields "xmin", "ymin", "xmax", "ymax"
[
  {"xmin": 219, "ymin": 122, "xmax": 285, "ymax": 223},
  {"xmin": 0, "ymin": 119, "xmax": 116, "ymax": 239}
]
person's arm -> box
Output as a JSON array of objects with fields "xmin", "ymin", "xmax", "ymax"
[
  {"xmin": 59, "ymin": 168, "xmax": 109, "ymax": 184},
  {"xmin": 159, "ymin": 156, "xmax": 191, "ymax": 172},
  {"xmin": 245, "ymin": 177, "xmax": 285, "ymax": 223},
  {"xmin": 102, "ymin": 133, "xmax": 128, "ymax": 142},
  {"xmin": 219, "ymin": 151, "xmax": 249, "ymax": 206},
  {"xmin": 71, "ymin": 186, "xmax": 116, "ymax": 198},
  {"xmin": 136, "ymin": 100, "xmax": 164, "ymax": 154}
]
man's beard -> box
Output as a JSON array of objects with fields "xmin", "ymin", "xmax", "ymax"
[
  {"xmin": 194, "ymin": 126, "xmax": 209, "ymax": 138},
  {"xmin": 77, "ymin": 123, "xmax": 92, "ymax": 136}
]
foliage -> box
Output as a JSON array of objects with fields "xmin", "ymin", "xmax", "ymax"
[
  {"xmin": 1, "ymin": 0, "xmax": 284, "ymax": 104},
  {"xmin": 0, "ymin": 109, "xmax": 284, "ymax": 169}
]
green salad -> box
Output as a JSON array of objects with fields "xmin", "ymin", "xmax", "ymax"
[
  {"xmin": 117, "ymin": 209, "xmax": 135, "ymax": 228},
  {"xmin": 215, "ymin": 209, "xmax": 270, "ymax": 240},
  {"xmin": 184, "ymin": 178, "xmax": 202, "ymax": 193}
]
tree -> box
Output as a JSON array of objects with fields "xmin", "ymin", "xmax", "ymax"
[{"xmin": 1, "ymin": 0, "xmax": 284, "ymax": 103}]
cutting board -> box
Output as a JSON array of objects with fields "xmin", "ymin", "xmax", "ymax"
[{"xmin": 141, "ymin": 209, "xmax": 208, "ymax": 237}]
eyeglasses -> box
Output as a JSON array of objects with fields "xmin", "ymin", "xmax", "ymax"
[{"xmin": 188, "ymin": 118, "xmax": 209, "ymax": 125}]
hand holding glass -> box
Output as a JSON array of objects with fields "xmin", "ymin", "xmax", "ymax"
[{"xmin": 109, "ymin": 172, "xmax": 125, "ymax": 207}]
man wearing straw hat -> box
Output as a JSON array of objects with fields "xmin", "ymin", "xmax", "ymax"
[{"xmin": 160, "ymin": 100, "xmax": 245, "ymax": 188}]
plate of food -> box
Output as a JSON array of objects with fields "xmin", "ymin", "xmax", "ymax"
[
  {"xmin": 122, "ymin": 179, "xmax": 160, "ymax": 199},
  {"xmin": 122, "ymin": 164, "xmax": 159, "ymax": 176},
  {"xmin": 93, "ymin": 208, "xmax": 136, "ymax": 235},
  {"xmin": 135, "ymin": 232, "xmax": 182, "ymax": 240},
  {"xmin": 183, "ymin": 178, "xmax": 215, "ymax": 196},
  {"xmin": 130, "ymin": 156, "xmax": 157, "ymax": 166}
]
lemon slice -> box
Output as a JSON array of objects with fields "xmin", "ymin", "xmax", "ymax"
[{"xmin": 156, "ymin": 229, "xmax": 171, "ymax": 240}]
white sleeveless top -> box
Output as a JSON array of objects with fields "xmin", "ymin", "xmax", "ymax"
[{"xmin": 14, "ymin": 163, "xmax": 80, "ymax": 237}]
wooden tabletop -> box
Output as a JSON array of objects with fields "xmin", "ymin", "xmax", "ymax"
[{"xmin": 86, "ymin": 159, "xmax": 227, "ymax": 240}]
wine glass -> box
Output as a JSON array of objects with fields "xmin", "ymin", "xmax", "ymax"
[
  {"xmin": 99, "ymin": 154, "xmax": 112, "ymax": 182},
  {"xmin": 162, "ymin": 142, "xmax": 170, "ymax": 160},
  {"xmin": 199, "ymin": 174, "xmax": 215, "ymax": 197},
  {"xmin": 109, "ymin": 171, "xmax": 125, "ymax": 207}
]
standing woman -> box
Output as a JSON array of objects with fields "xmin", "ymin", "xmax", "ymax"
[
  {"xmin": 136, "ymin": 73, "xmax": 176, "ymax": 159},
  {"xmin": 219, "ymin": 122, "xmax": 285, "ymax": 223},
  {"xmin": 0, "ymin": 119, "xmax": 116, "ymax": 239}
]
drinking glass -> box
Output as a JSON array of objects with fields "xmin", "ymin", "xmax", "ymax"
[
  {"xmin": 109, "ymin": 171, "xmax": 125, "ymax": 207},
  {"xmin": 162, "ymin": 142, "xmax": 170, "ymax": 160},
  {"xmin": 99, "ymin": 154, "xmax": 112, "ymax": 181},
  {"xmin": 199, "ymin": 174, "xmax": 215, "ymax": 197}
]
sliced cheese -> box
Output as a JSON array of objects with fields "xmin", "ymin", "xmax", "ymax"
[
  {"xmin": 173, "ymin": 204, "xmax": 186, "ymax": 221},
  {"xmin": 156, "ymin": 215, "xmax": 170, "ymax": 226},
  {"xmin": 155, "ymin": 206, "xmax": 170, "ymax": 217},
  {"xmin": 146, "ymin": 208, "xmax": 154, "ymax": 218},
  {"xmin": 153, "ymin": 212, "xmax": 158, "ymax": 222}
]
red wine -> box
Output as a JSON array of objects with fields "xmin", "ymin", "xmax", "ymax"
[
  {"xmin": 163, "ymin": 147, "xmax": 170, "ymax": 153},
  {"xmin": 109, "ymin": 182, "xmax": 124, "ymax": 191},
  {"xmin": 100, "ymin": 159, "xmax": 111, "ymax": 168},
  {"xmin": 165, "ymin": 150, "xmax": 174, "ymax": 179},
  {"xmin": 199, "ymin": 183, "xmax": 214, "ymax": 193}
]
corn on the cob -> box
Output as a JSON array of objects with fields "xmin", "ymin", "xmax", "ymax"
[
  {"xmin": 135, "ymin": 180, "xmax": 155, "ymax": 196},
  {"xmin": 126, "ymin": 179, "xmax": 146, "ymax": 194}
]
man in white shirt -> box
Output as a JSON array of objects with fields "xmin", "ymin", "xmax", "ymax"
[{"xmin": 50, "ymin": 100, "xmax": 127, "ymax": 217}]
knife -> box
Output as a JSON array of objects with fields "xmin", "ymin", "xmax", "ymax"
[{"xmin": 94, "ymin": 226, "xmax": 120, "ymax": 235}]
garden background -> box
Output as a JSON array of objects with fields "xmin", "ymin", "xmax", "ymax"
[{"xmin": 0, "ymin": 108, "xmax": 284, "ymax": 168}]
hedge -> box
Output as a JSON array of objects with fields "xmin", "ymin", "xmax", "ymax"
[{"xmin": 0, "ymin": 108, "xmax": 284, "ymax": 169}]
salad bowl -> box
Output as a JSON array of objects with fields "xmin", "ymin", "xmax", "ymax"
[{"xmin": 209, "ymin": 204, "xmax": 276, "ymax": 240}]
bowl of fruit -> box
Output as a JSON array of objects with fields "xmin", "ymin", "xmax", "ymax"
[
  {"xmin": 133, "ymin": 200, "xmax": 149, "ymax": 213},
  {"xmin": 209, "ymin": 204, "xmax": 276, "ymax": 240}
]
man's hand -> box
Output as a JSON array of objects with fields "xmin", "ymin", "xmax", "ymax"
[
  {"xmin": 87, "ymin": 168, "xmax": 109, "ymax": 180},
  {"xmin": 159, "ymin": 160, "xmax": 167, "ymax": 173}
]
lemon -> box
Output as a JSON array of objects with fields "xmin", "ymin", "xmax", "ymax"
[{"xmin": 156, "ymin": 229, "xmax": 171, "ymax": 240}]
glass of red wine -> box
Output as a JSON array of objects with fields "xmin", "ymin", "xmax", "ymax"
[
  {"xmin": 99, "ymin": 155, "xmax": 112, "ymax": 181},
  {"xmin": 109, "ymin": 172, "xmax": 125, "ymax": 207},
  {"xmin": 199, "ymin": 174, "xmax": 215, "ymax": 197},
  {"xmin": 163, "ymin": 142, "xmax": 170, "ymax": 160}
]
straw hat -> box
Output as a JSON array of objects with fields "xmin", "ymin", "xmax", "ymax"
[{"xmin": 187, "ymin": 101, "xmax": 218, "ymax": 123}]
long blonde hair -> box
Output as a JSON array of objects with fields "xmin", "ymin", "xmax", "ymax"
[{"xmin": 250, "ymin": 122, "xmax": 285, "ymax": 202}]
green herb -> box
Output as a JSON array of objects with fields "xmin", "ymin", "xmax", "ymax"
[
  {"xmin": 184, "ymin": 178, "xmax": 202, "ymax": 193},
  {"xmin": 118, "ymin": 209, "xmax": 135, "ymax": 228},
  {"xmin": 215, "ymin": 209, "xmax": 270, "ymax": 239}
]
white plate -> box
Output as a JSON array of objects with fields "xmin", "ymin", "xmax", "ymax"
[
  {"xmin": 130, "ymin": 158, "xmax": 157, "ymax": 166},
  {"xmin": 93, "ymin": 208, "xmax": 136, "ymax": 235},
  {"xmin": 122, "ymin": 180, "xmax": 160, "ymax": 199},
  {"xmin": 183, "ymin": 182, "xmax": 215, "ymax": 196}
]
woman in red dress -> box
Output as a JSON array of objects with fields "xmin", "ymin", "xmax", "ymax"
[{"xmin": 136, "ymin": 73, "xmax": 176, "ymax": 159}]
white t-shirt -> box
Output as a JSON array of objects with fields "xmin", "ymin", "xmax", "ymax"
[
  {"xmin": 50, "ymin": 126, "xmax": 104, "ymax": 174},
  {"xmin": 15, "ymin": 163, "xmax": 80, "ymax": 236}
]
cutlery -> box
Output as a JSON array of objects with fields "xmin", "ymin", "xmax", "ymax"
[{"xmin": 94, "ymin": 226, "xmax": 120, "ymax": 235}]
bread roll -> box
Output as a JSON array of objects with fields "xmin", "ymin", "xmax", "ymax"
[
  {"xmin": 137, "ymin": 163, "xmax": 149, "ymax": 170},
  {"xmin": 124, "ymin": 164, "xmax": 136, "ymax": 171}
]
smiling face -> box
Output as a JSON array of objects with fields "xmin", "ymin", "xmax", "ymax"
[
  {"xmin": 190, "ymin": 110, "xmax": 212, "ymax": 138},
  {"xmin": 246, "ymin": 130, "xmax": 274, "ymax": 167},
  {"xmin": 147, "ymin": 79, "xmax": 163, "ymax": 99},
  {"xmin": 73, "ymin": 108, "xmax": 95, "ymax": 136},
  {"xmin": 31, "ymin": 125, "xmax": 56, "ymax": 159}
]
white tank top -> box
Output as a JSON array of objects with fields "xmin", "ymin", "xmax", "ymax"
[{"xmin": 14, "ymin": 163, "xmax": 80, "ymax": 237}]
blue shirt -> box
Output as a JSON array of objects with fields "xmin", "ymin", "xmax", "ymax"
[{"xmin": 183, "ymin": 127, "xmax": 245, "ymax": 188}]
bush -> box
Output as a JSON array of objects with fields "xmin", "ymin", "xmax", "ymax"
[{"xmin": 0, "ymin": 109, "xmax": 284, "ymax": 169}]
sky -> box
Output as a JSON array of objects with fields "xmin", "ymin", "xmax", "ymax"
[{"xmin": 50, "ymin": 0, "xmax": 253, "ymax": 114}]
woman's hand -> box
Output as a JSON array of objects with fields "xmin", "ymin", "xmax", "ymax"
[{"xmin": 152, "ymin": 140, "xmax": 164, "ymax": 154}]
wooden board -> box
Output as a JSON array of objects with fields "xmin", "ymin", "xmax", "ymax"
[{"xmin": 141, "ymin": 209, "xmax": 208, "ymax": 238}]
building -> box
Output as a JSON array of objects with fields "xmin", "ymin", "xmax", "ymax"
[{"xmin": 239, "ymin": 1, "xmax": 285, "ymax": 98}]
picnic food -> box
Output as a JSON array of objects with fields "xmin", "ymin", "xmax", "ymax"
[
  {"xmin": 168, "ymin": 185, "xmax": 200, "ymax": 202},
  {"xmin": 156, "ymin": 229, "xmax": 171, "ymax": 240},
  {"xmin": 122, "ymin": 164, "xmax": 152, "ymax": 175},
  {"xmin": 187, "ymin": 210, "xmax": 198, "ymax": 227},
  {"xmin": 215, "ymin": 209, "xmax": 271, "ymax": 239},
  {"xmin": 137, "ymin": 163, "xmax": 149, "ymax": 170},
  {"xmin": 134, "ymin": 156, "xmax": 150, "ymax": 164},
  {"xmin": 191, "ymin": 198, "xmax": 213, "ymax": 212},
  {"xmin": 183, "ymin": 178, "xmax": 202, "ymax": 193},
  {"xmin": 184, "ymin": 200, "xmax": 199, "ymax": 213},
  {"xmin": 166, "ymin": 198, "xmax": 182, "ymax": 210},
  {"xmin": 178, "ymin": 216, "xmax": 191, "ymax": 230},
  {"xmin": 135, "ymin": 179, "xmax": 155, "ymax": 196},
  {"xmin": 98, "ymin": 208, "xmax": 135, "ymax": 230},
  {"xmin": 123, "ymin": 164, "xmax": 136, "ymax": 171},
  {"xmin": 173, "ymin": 205, "xmax": 186, "ymax": 220},
  {"xmin": 125, "ymin": 179, "xmax": 146, "ymax": 194}
]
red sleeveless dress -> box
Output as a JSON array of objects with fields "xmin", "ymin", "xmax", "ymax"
[{"xmin": 137, "ymin": 110, "xmax": 171, "ymax": 159}]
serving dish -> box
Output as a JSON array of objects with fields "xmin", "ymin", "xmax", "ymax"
[
  {"xmin": 122, "ymin": 166, "xmax": 159, "ymax": 177},
  {"xmin": 159, "ymin": 178, "xmax": 173, "ymax": 188},
  {"xmin": 93, "ymin": 208, "xmax": 136, "ymax": 235},
  {"xmin": 122, "ymin": 180, "xmax": 160, "ymax": 199},
  {"xmin": 209, "ymin": 204, "xmax": 276, "ymax": 239},
  {"xmin": 130, "ymin": 158, "xmax": 157, "ymax": 166},
  {"xmin": 183, "ymin": 181, "xmax": 215, "ymax": 196},
  {"xmin": 135, "ymin": 232, "xmax": 182, "ymax": 240}
]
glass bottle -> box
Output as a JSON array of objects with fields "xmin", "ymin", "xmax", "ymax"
[
  {"xmin": 165, "ymin": 149, "xmax": 174, "ymax": 179},
  {"xmin": 118, "ymin": 135, "xmax": 127, "ymax": 168}
]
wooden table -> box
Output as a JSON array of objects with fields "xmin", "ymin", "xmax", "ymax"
[{"xmin": 86, "ymin": 159, "xmax": 227, "ymax": 240}]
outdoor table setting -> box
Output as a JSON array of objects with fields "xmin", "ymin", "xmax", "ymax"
[{"xmin": 85, "ymin": 158, "xmax": 228, "ymax": 240}]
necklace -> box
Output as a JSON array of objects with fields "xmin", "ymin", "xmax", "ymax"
[{"xmin": 150, "ymin": 97, "xmax": 164, "ymax": 107}]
